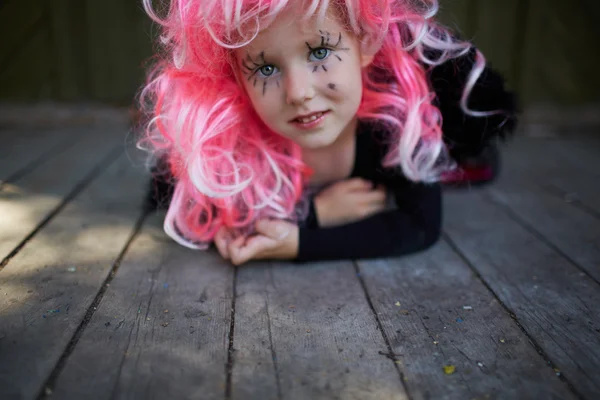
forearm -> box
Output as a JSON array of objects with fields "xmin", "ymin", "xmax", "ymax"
[{"xmin": 296, "ymin": 207, "xmax": 441, "ymax": 262}]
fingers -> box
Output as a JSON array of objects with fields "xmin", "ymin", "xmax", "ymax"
[
  {"xmin": 229, "ymin": 235, "xmax": 275, "ymax": 266},
  {"xmin": 343, "ymin": 177, "xmax": 374, "ymax": 191},
  {"xmin": 361, "ymin": 186, "xmax": 387, "ymax": 206},
  {"xmin": 328, "ymin": 177, "xmax": 371, "ymax": 192},
  {"xmin": 227, "ymin": 236, "xmax": 248, "ymax": 265},
  {"xmin": 355, "ymin": 186, "xmax": 387, "ymax": 218},
  {"xmin": 227, "ymin": 220, "xmax": 295, "ymax": 265},
  {"xmin": 214, "ymin": 227, "xmax": 231, "ymax": 259},
  {"xmin": 255, "ymin": 219, "xmax": 291, "ymax": 240}
]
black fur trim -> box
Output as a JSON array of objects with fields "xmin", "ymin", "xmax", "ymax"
[
  {"xmin": 429, "ymin": 48, "xmax": 518, "ymax": 159},
  {"xmin": 145, "ymin": 156, "xmax": 175, "ymax": 211}
]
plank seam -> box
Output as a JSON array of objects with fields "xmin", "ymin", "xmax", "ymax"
[
  {"xmin": 225, "ymin": 267, "xmax": 238, "ymax": 400},
  {"xmin": 0, "ymin": 134, "xmax": 81, "ymax": 189},
  {"xmin": 35, "ymin": 209, "xmax": 149, "ymax": 399},
  {"xmin": 0, "ymin": 145, "xmax": 122, "ymax": 271},
  {"xmin": 482, "ymin": 189, "xmax": 600, "ymax": 287},
  {"xmin": 264, "ymin": 285, "xmax": 283, "ymax": 400},
  {"xmin": 541, "ymin": 184, "xmax": 600, "ymax": 221},
  {"xmin": 352, "ymin": 262, "xmax": 413, "ymax": 400},
  {"xmin": 108, "ymin": 302, "xmax": 142, "ymax": 400},
  {"xmin": 441, "ymin": 232, "xmax": 585, "ymax": 400}
]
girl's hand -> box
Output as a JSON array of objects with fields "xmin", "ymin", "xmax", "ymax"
[
  {"xmin": 214, "ymin": 219, "xmax": 299, "ymax": 266},
  {"xmin": 314, "ymin": 178, "xmax": 387, "ymax": 227}
]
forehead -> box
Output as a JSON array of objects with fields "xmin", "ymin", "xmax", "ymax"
[{"xmin": 238, "ymin": 6, "xmax": 347, "ymax": 55}]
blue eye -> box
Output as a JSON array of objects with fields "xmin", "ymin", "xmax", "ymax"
[
  {"xmin": 310, "ymin": 47, "xmax": 330, "ymax": 61},
  {"xmin": 259, "ymin": 65, "xmax": 276, "ymax": 76}
]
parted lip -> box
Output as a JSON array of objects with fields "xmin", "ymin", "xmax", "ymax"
[{"xmin": 289, "ymin": 110, "xmax": 328, "ymax": 122}]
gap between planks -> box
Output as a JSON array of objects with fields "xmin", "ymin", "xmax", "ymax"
[
  {"xmin": 0, "ymin": 145, "xmax": 122, "ymax": 270},
  {"xmin": 37, "ymin": 210, "xmax": 149, "ymax": 399}
]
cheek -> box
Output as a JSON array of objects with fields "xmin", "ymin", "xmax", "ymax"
[
  {"xmin": 327, "ymin": 74, "xmax": 363, "ymax": 105},
  {"xmin": 326, "ymin": 57, "xmax": 363, "ymax": 94},
  {"xmin": 246, "ymin": 87, "xmax": 282, "ymax": 126}
]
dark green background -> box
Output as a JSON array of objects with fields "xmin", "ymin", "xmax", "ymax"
[{"xmin": 1, "ymin": 0, "xmax": 599, "ymax": 108}]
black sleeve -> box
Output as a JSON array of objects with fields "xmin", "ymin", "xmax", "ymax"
[
  {"xmin": 430, "ymin": 47, "xmax": 518, "ymax": 159},
  {"xmin": 295, "ymin": 178, "xmax": 442, "ymax": 262}
]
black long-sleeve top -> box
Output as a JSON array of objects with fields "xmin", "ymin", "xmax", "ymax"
[
  {"xmin": 147, "ymin": 47, "xmax": 516, "ymax": 262},
  {"xmin": 295, "ymin": 121, "xmax": 442, "ymax": 261}
]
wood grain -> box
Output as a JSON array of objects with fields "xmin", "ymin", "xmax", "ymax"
[
  {"xmin": 357, "ymin": 243, "xmax": 574, "ymax": 400},
  {"xmin": 0, "ymin": 126, "xmax": 124, "ymax": 261},
  {"xmin": 0, "ymin": 150, "xmax": 148, "ymax": 400},
  {"xmin": 0, "ymin": 128, "xmax": 77, "ymax": 185},
  {"xmin": 502, "ymin": 136, "xmax": 600, "ymax": 215},
  {"xmin": 443, "ymin": 189, "xmax": 600, "ymax": 398},
  {"xmin": 50, "ymin": 214, "xmax": 235, "ymax": 400},
  {"xmin": 232, "ymin": 261, "xmax": 408, "ymax": 400},
  {"xmin": 486, "ymin": 184, "xmax": 600, "ymax": 283}
]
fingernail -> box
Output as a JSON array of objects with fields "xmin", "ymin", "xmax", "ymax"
[{"xmin": 277, "ymin": 229, "xmax": 290, "ymax": 240}]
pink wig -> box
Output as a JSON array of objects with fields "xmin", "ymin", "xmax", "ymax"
[{"xmin": 139, "ymin": 0, "xmax": 490, "ymax": 249}]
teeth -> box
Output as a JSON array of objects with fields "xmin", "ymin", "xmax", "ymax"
[{"xmin": 297, "ymin": 112, "xmax": 323, "ymax": 124}]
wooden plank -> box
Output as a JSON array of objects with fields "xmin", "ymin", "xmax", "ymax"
[
  {"xmin": 443, "ymin": 189, "xmax": 600, "ymax": 398},
  {"xmin": 0, "ymin": 126, "xmax": 124, "ymax": 261},
  {"xmin": 487, "ymin": 182, "xmax": 600, "ymax": 283},
  {"xmin": 232, "ymin": 261, "xmax": 408, "ymax": 400},
  {"xmin": 0, "ymin": 128, "xmax": 78, "ymax": 186},
  {"xmin": 49, "ymin": 214, "xmax": 234, "ymax": 400},
  {"xmin": 502, "ymin": 136, "xmax": 600, "ymax": 215},
  {"xmin": 356, "ymin": 245, "xmax": 575, "ymax": 400},
  {"xmin": 0, "ymin": 149, "xmax": 148, "ymax": 400}
]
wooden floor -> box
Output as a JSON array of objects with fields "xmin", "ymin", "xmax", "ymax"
[{"xmin": 1, "ymin": 122, "xmax": 599, "ymax": 400}]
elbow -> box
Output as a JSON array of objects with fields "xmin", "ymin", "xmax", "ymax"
[{"xmin": 387, "ymin": 222, "xmax": 442, "ymax": 258}]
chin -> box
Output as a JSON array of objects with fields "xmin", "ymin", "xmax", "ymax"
[{"xmin": 299, "ymin": 135, "xmax": 339, "ymax": 149}]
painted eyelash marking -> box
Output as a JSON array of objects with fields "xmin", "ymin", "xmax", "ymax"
[
  {"xmin": 318, "ymin": 30, "xmax": 329, "ymax": 47},
  {"xmin": 306, "ymin": 31, "xmax": 350, "ymax": 53},
  {"xmin": 306, "ymin": 31, "xmax": 349, "ymax": 74},
  {"xmin": 307, "ymin": 31, "xmax": 350, "ymax": 65},
  {"xmin": 242, "ymin": 52, "xmax": 267, "ymax": 82},
  {"xmin": 242, "ymin": 52, "xmax": 280, "ymax": 95},
  {"xmin": 317, "ymin": 30, "xmax": 350, "ymax": 51}
]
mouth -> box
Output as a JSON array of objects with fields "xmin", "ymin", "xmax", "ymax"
[{"xmin": 290, "ymin": 110, "xmax": 329, "ymax": 124}]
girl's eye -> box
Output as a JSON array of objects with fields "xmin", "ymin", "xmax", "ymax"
[
  {"xmin": 310, "ymin": 47, "xmax": 330, "ymax": 61},
  {"xmin": 259, "ymin": 65, "xmax": 276, "ymax": 76}
]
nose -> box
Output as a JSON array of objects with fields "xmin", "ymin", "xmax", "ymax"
[{"xmin": 284, "ymin": 66, "xmax": 315, "ymax": 105}]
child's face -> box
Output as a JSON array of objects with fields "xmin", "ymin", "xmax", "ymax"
[{"xmin": 235, "ymin": 6, "xmax": 371, "ymax": 150}]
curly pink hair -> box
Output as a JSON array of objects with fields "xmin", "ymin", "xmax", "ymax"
[{"xmin": 139, "ymin": 0, "xmax": 487, "ymax": 249}]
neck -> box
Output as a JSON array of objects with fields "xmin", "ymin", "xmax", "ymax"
[{"xmin": 302, "ymin": 117, "xmax": 358, "ymax": 171}]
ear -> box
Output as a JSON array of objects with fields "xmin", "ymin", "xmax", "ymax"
[{"xmin": 359, "ymin": 32, "xmax": 383, "ymax": 68}]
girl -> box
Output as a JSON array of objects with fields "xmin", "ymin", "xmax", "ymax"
[{"xmin": 140, "ymin": 0, "xmax": 516, "ymax": 265}]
